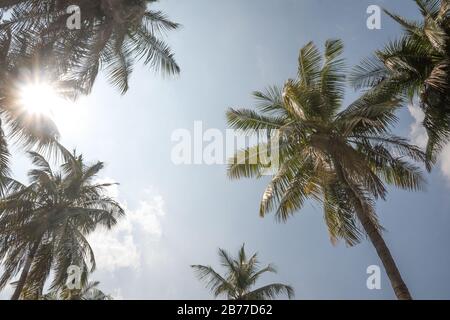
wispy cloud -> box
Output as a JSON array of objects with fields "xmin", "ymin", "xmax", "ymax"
[
  {"xmin": 89, "ymin": 180, "xmax": 167, "ymax": 272},
  {"xmin": 407, "ymin": 104, "xmax": 428, "ymax": 149}
]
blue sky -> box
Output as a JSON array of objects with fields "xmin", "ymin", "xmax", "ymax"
[{"xmin": 2, "ymin": 0, "xmax": 450, "ymax": 300}]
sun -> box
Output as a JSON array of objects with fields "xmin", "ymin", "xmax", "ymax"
[
  {"xmin": 18, "ymin": 82, "xmax": 62, "ymax": 117},
  {"xmin": 16, "ymin": 81, "xmax": 88, "ymax": 134}
]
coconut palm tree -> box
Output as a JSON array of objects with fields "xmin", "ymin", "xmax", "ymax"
[
  {"xmin": 192, "ymin": 244, "xmax": 294, "ymax": 300},
  {"xmin": 41, "ymin": 280, "xmax": 113, "ymax": 300},
  {"xmin": 350, "ymin": 0, "xmax": 450, "ymax": 160},
  {"xmin": 0, "ymin": 0, "xmax": 180, "ymax": 94},
  {"xmin": 226, "ymin": 40, "xmax": 429, "ymax": 300},
  {"xmin": 0, "ymin": 0, "xmax": 179, "ymax": 196},
  {"xmin": 0, "ymin": 1, "xmax": 180, "ymax": 190},
  {"xmin": 0, "ymin": 144, "xmax": 124, "ymax": 300}
]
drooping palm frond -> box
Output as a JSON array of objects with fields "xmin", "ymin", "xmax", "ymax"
[{"xmin": 191, "ymin": 264, "xmax": 236, "ymax": 299}]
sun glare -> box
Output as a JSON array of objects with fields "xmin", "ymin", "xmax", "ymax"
[
  {"xmin": 19, "ymin": 83, "xmax": 62, "ymax": 117},
  {"xmin": 17, "ymin": 81, "xmax": 88, "ymax": 134}
]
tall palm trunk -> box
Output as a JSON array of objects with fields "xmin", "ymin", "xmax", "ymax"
[
  {"xmin": 334, "ymin": 161, "xmax": 412, "ymax": 300},
  {"xmin": 10, "ymin": 241, "xmax": 39, "ymax": 300},
  {"xmin": 354, "ymin": 204, "xmax": 412, "ymax": 300}
]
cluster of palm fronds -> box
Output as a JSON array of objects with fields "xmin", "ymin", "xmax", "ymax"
[
  {"xmin": 0, "ymin": 0, "xmax": 180, "ymax": 188},
  {"xmin": 0, "ymin": 144, "xmax": 124, "ymax": 300},
  {"xmin": 224, "ymin": 1, "xmax": 450, "ymax": 300},
  {"xmin": 0, "ymin": 0, "xmax": 181, "ymax": 203},
  {"xmin": 226, "ymin": 39, "xmax": 425, "ymax": 300},
  {"xmin": 0, "ymin": 0, "xmax": 183, "ymax": 300},
  {"xmin": 351, "ymin": 0, "xmax": 450, "ymax": 159},
  {"xmin": 0, "ymin": 0, "xmax": 450, "ymax": 302},
  {"xmin": 0, "ymin": 0, "xmax": 180, "ymax": 95}
]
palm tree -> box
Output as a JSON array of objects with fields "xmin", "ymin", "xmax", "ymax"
[
  {"xmin": 0, "ymin": 0, "xmax": 180, "ymax": 191},
  {"xmin": 350, "ymin": 0, "xmax": 450, "ymax": 160},
  {"xmin": 41, "ymin": 280, "xmax": 113, "ymax": 300},
  {"xmin": 0, "ymin": 0, "xmax": 180, "ymax": 94},
  {"xmin": 226, "ymin": 40, "xmax": 428, "ymax": 300},
  {"xmin": 0, "ymin": 144, "xmax": 124, "ymax": 300},
  {"xmin": 192, "ymin": 244, "xmax": 294, "ymax": 300}
]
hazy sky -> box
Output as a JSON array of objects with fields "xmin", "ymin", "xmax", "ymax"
[{"xmin": 2, "ymin": 0, "xmax": 450, "ymax": 300}]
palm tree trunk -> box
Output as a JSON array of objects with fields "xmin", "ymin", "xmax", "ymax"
[
  {"xmin": 334, "ymin": 162, "xmax": 412, "ymax": 300},
  {"xmin": 10, "ymin": 241, "xmax": 39, "ymax": 300},
  {"xmin": 353, "ymin": 204, "xmax": 412, "ymax": 300}
]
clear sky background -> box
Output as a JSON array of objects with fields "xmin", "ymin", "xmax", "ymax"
[{"xmin": 2, "ymin": 0, "xmax": 450, "ymax": 300}]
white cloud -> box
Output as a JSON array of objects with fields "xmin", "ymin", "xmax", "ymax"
[
  {"xmin": 88, "ymin": 181, "xmax": 167, "ymax": 272},
  {"xmin": 407, "ymin": 104, "xmax": 428, "ymax": 149},
  {"xmin": 408, "ymin": 105, "xmax": 450, "ymax": 181},
  {"xmin": 88, "ymin": 227, "xmax": 140, "ymax": 272},
  {"xmin": 129, "ymin": 191, "xmax": 166, "ymax": 236}
]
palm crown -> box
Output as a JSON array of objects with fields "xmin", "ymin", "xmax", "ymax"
[
  {"xmin": 192, "ymin": 244, "xmax": 294, "ymax": 300},
  {"xmin": 227, "ymin": 40, "xmax": 426, "ymax": 299},
  {"xmin": 0, "ymin": 0, "xmax": 180, "ymax": 196},
  {"xmin": 351, "ymin": 0, "xmax": 450, "ymax": 159},
  {"xmin": 0, "ymin": 144, "xmax": 124, "ymax": 299},
  {"xmin": 0, "ymin": 0, "xmax": 180, "ymax": 94},
  {"xmin": 228, "ymin": 40, "xmax": 426, "ymax": 241}
]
